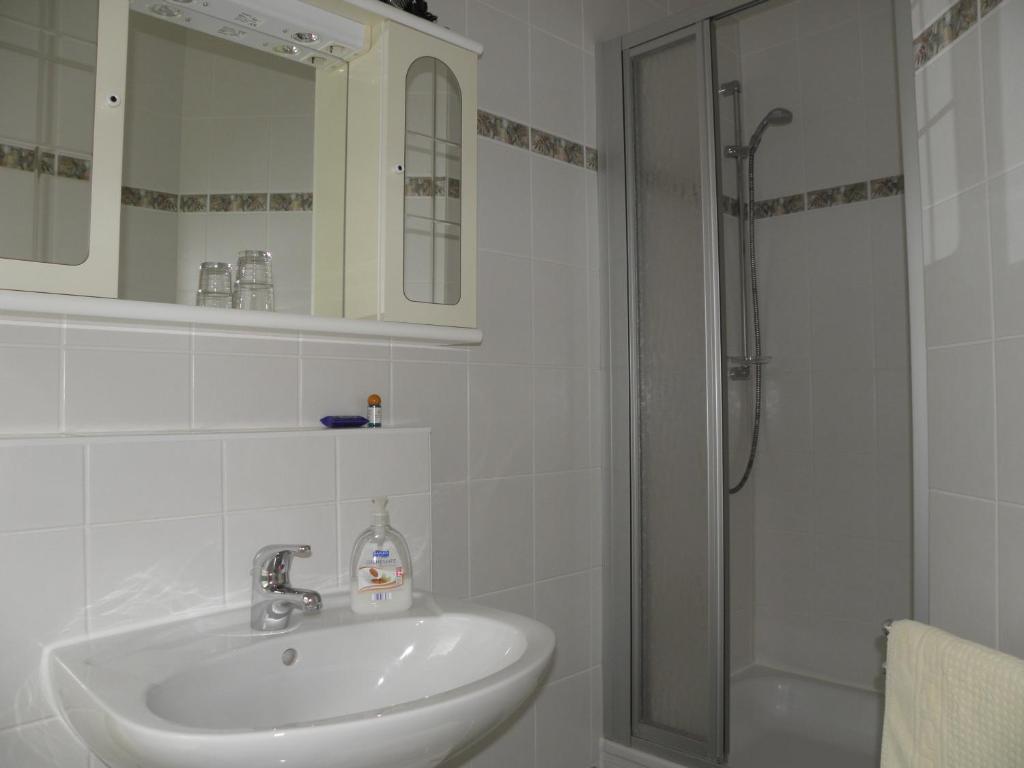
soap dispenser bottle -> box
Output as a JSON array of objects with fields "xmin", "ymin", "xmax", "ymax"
[{"xmin": 349, "ymin": 496, "xmax": 413, "ymax": 614}]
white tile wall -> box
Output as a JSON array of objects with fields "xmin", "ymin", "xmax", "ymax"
[
  {"xmin": 0, "ymin": 3, "xmax": 609, "ymax": 765},
  {"xmin": 911, "ymin": 0, "xmax": 1024, "ymax": 658},
  {"xmin": 733, "ymin": 0, "xmax": 913, "ymax": 689}
]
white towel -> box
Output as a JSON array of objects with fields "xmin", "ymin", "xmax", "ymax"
[{"xmin": 881, "ymin": 619, "xmax": 1024, "ymax": 768}]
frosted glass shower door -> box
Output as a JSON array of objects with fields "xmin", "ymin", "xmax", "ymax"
[{"xmin": 624, "ymin": 21, "xmax": 726, "ymax": 763}]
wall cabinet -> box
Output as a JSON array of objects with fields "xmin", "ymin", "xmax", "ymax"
[
  {"xmin": 342, "ymin": 21, "xmax": 477, "ymax": 329},
  {"xmin": 0, "ymin": 0, "xmax": 480, "ymax": 333}
]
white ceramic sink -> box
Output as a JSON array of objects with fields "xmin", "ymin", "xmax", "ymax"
[{"xmin": 46, "ymin": 593, "xmax": 554, "ymax": 768}]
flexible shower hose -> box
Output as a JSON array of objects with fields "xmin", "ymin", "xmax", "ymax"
[{"xmin": 729, "ymin": 150, "xmax": 762, "ymax": 495}]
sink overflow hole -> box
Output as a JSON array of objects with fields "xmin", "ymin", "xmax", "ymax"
[{"xmin": 282, "ymin": 648, "xmax": 298, "ymax": 666}]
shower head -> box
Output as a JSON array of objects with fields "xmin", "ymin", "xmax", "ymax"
[{"xmin": 747, "ymin": 107, "xmax": 793, "ymax": 154}]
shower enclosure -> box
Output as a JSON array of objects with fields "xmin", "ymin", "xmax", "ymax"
[{"xmin": 600, "ymin": 1, "xmax": 916, "ymax": 766}]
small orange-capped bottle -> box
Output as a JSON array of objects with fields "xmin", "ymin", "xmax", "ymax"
[{"xmin": 367, "ymin": 393, "xmax": 382, "ymax": 428}]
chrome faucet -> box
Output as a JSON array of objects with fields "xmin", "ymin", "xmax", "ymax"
[{"xmin": 250, "ymin": 545, "xmax": 323, "ymax": 631}]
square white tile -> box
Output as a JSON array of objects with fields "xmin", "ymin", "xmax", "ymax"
[
  {"xmin": 0, "ymin": 717, "xmax": 89, "ymax": 768},
  {"xmin": 534, "ymin": 571, "xmax": 591, "ymax": 679},
  {"xmin": 530, "ymin": 0, "xmax": 582, "ymax": 45},
  {"xmin": 0, "ymin": 444, "xmax": 83, "ymax": 532},
  {"xmin": 534, "ymin": 470, "xmax": 594, "ymax": 580},
  {"xmin": 468, "ymin": 1, "xmax": 530, "ymax": 123},
  {"xmin": 470, "ymin": 251, "xmax": 533, "ymax": 365},
  {"xmin": 0, "ymin": 347, "xmax": 61, "ymax": 434},
  {"xmin": 431, "ymin": 482, "xmax": 469, "ymax": 598},
  {"xmin": 89, "ymin": 438, "xmax": 221, "ymax": 523},
  {"xmin": 922, "ymin": 183, "xmax": 993, "ymax": 347},
  {"xmin": 468, "ymin": 364, "xmax": 533, "ymax": 479},
  {"xmin": 531, "ymin": 156, "xmax": 588, "ymax": 267},
  {"xmin": 533, "ymin": 366, "xmax": 590, "ymax": 473},
  {"xmin": 195, "ymin": 354, "xmax": 299, "ymax": 429},
  {"xmin": 915, "ymin": 29, "xmax": 986, "ymax": 206},
  {"xmin": 981, "ymin": 0, "xmax": 1024, "ymax": 177},
  {"xmin": 529, "ymin": 28, "xmax": 585, "ymax": 142},
  {"xmin": 532, "ymin": 260, "xmax": 588, "ymax": 367},
  {"xmin": 988, "ymin": 165, "xmax": 1024, "ymax": 339},
  {"xmin": 469, "ymin": 476, "xmax": 533, "ymax": 595},
  {"xmin": 534, "ymin": 671, "xmax": 592, "ymax": 768},
  {"xmin": 392, "ymin": 362, "xmax": 468, "ymax": 484},
  {"xmin": 926, "ymin": 342, "xmax": 996, "ymax": 500},
  {"xmin": 224, "ymin": 433, "xmax": 335, "ymax": 510},
  {"xmin": 86, "ymin": 516, "xmax": 223, "ymax": 630},
  {"xmin": 477, "ymin": 139, "xmax": 532, "ymax": 257},
  {"xmin": 66, "ymin": 349, "xmax": 190, "ymax": 433},
  {"xmin": 928, "ymin": 490, "xmax": 998, "ymax": 648},
  {"xmin": 336, "ymin": 429, "xmax": 430, "ymax": 500},
  {"xmin": 0, "ymin": 529, "xmax": 85, "ymax": 730}
]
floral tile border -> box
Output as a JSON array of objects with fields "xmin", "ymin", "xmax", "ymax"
[
  {"xmin": 57, "ymin": 155, "xmax": 91, "ymax": 181},
  {"xmin": 269, "ymin": 192, "xmax": 313, "ymax": 211},
  {"xmin": 477, "ymin": 109, "xmax": 598, "ymax": 172},
  {"xmin": 179, "ymin": 194, "xmax": 208, "ymax": 213},
  {"xmin": 121, "ymin": 186, "xmax": 178, "ymax": 212},
  {"xmin": 914, "ymin": 0, "xmax": 978, "ymax": 69},
  {"xmin": 405, "ymin": 176, "xmax": 462, "ymax": 199},
  {"xmin": 120, "ymin": 190, "xmax": 313, "ymax": 213},
  {"xmin": 0, "ymin": 143, "xmax": 91, "ymax": 179},
  {"xmin": 531, "ymin": 127, "xmax": 585, "ymax": 167},
  {"xmin": 209, "ymin": 193, "xmax": 268, "ymax": 213},
  {"xmin": 870, "ymin": 175, "xmax": 905, "ymax": 198},
  {"xmin": 733, "ymin": 175, "xmax": 905, "ymax": 219},
  {"xmin": 807, "ymin": 181, "xmax": 868, "ymax": 210},
  {"xmin": 754, "ymin": 193, "xmax": 806, "ymax": 219},
  {"xmin": 0, "ymin": 143, "xmax": 37, "ymax": 171},
  {"xmin": 477, "ymin": 110, "xmax": 529, "ymax": 150}
]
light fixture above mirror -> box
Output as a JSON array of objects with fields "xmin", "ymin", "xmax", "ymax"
[{"xmin": 127, "ymin": 0, "xmax": 368, "ymax": 67}]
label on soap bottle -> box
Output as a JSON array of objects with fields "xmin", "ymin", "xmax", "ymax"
[{"xmin": 356, "ymin": 547, "xmax": 405, "ymax": 594}]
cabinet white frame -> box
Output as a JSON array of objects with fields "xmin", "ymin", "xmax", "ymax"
[
  {"xmin": 0, "ymin": 0, "xmax": 127, "ymax": 298},
  {"xmin": 344, "ymin": 21, "xmax": 478, "ymax": 328}
]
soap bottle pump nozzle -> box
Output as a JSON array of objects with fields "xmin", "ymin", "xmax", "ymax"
[{"xmin": 371, "ymin": 496, "xmax": 390, "ymax": 526}]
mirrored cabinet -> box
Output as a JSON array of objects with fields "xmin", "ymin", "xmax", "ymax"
[
  {"xmin": 0, "ymin": 0, "xmax": 480, "ymax": 332},
  {"xmin": 342, "ymin": 20, "xmax": 477, "ymax": 328}
]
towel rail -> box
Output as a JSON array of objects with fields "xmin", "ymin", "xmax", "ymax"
[{"xmin": 882, "ymin": 619, "xmax": 895, "ymax": 678}]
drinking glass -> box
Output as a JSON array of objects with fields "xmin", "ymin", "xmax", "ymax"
[
  {"xmin": 236, "ymin": 251, "xmax": 273, "ymax": 286},
  {"xmin": 196, "ymin": 262, "xmax": 233, "ymax": 308},
  {"xmin": 196, "ymin": 290, "xmax": 233, "ymax": 309},
  {"xmin": 233, "ymin": 284, "xmax": 275, "ymax": 311},
  {"xmin": 233, "ymin": 251, "xmax": 275, "ymax": 311}
]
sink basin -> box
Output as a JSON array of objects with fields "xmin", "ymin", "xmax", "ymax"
[{"xmin": 46, "ymin": 593, "xmax": 554, "ymax": 768}]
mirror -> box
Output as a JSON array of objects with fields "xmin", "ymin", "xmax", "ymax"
[
  {"xmin": 0, "ymin": 0, "xmax": 97, "ymax": 267},
  {"xmin": 404, "ymin": 56, "xmax": 461, "ymax": 306},
  {"xmin": 117, "ymin": 9, "xmax": 325, "ymax": 314}
]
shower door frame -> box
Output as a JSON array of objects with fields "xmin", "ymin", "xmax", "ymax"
[
  {"xmin": 600, "ymin": 11, "xmax": 730, "ymax": 765},
  {"xmin": 600, "ymin": 0, "xmax": 931, "ymax": 765}
]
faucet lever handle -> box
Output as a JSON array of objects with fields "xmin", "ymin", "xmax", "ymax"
[{"xmin": 252, "ymin": 544, "xmax": 312, "ymax": 585}]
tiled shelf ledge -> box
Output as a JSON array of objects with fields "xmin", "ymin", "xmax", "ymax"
[{"xmin": 0, "ymin": 290, "xmax": 482, "ymax": 346}]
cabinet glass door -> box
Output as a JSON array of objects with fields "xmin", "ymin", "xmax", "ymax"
[{"xmin": 403, "ymin": 56, "xmax": 462, "ymax": 306}]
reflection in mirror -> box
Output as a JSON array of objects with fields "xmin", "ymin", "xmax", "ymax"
[
  {"xmin": 0, "ymin": 0, "xmax": 97, "ymax": 266},
  {"xmin": 404, "ymin": 56, "xmax": 461, "ymax": 306},
  {"xmin": 118, "ymin": 10, "xmax": 319, "ymax": 313}
]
